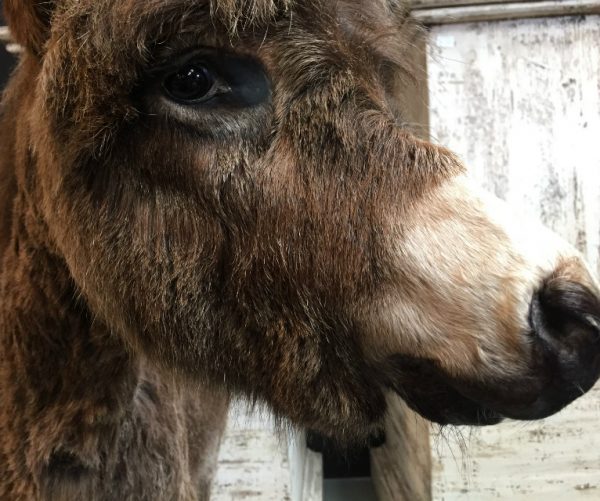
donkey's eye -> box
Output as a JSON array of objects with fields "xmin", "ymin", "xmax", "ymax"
[
  {"xmin": 148, "ymin": 49, "xmax": 271, "ymax": 114},
  {"xmin": 163, "ymin": 63, "xmax": 217, "ymax": 103}
]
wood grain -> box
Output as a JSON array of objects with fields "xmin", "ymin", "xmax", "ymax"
[
  {"xmin": 210, "ymin": 404, "xmax": 323, "ymax": 501},
  {"xmin": 289, "ymin": 432, "xmax": 323, "ymax": 501},
  {"xmin": 372, "ymin": 395, "xmax": 432, "ymax": 501},
  {"xmin": 413, "ymin": 0, "xmax": 534, "ymax": 7},
  {"xmin": 413, "ymin": 1, "xmax": 600, "ymax": 25},
  {"xmin": 370, "ymin": 32, "xmax": 433, "ymax": 501},
  {"xmin": 427, "ymin": 15, "xmax": 600, "ymax": 500}
]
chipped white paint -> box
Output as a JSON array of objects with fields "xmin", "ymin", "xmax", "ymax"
[
  {"xmin": 412, "ymin": 1, "xmax": 600, "ymax": 25},
  {"xmin": 429, "ymin": 16, "xmax": 600, "ymax": 277},
  {"xmin": 211, "ymin": 403, "xmax": 322, "ymax": 501},
  {"xmin": 431, "ymin": 385, "xmax": 600, "ymax": 499},
  {"xmin": 428, "ymin": 15, "xmax": 600, "ymax": 500},
  {"xmin": 210, "ymin": 404, "xmax": 292, "ymax": 501}
]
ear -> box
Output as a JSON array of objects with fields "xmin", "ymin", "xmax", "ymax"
[{"xmin": 3, "ymin": 1, "xmax": 55, "ymax": 55}]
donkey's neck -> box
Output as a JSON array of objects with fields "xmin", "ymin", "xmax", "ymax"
[
  {"xmin": 0, "ymin": 60, "xmax": 139, "ymax": 430},
  {"xmin": 0, "ymin": 201, "xmax": 141, "ymax": 495},
  {"xmin": 0, "ymin": 56, "xmax": 227, "ymax": 501},
  {"xmin": 0, "ymin": 212, "xmax": 227, "ymax": 501},
  {"xmin": 0, "ymin": 212, "xmax": 139, "ymax": 419},
  {"xmin": 0, "ymin": 193, "xmax": 226, "ymax": 501}
]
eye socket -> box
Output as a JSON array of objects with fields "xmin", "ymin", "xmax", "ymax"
[{"xmin": 162, "ymin": 62, "xmax": 217, "ymax": 103}]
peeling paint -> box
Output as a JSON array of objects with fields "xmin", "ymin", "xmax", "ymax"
[{"xmin": 429, "ymin": 15, "xmax": 600, "ymax": 501}]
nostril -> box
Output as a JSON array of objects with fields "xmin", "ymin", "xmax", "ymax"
[
  {"xmin": 530, "ymin": 277, "xmax": 600, "ymax": 379},
  {"xmin": 514, "ymin": 277, "xmax": 600, "ymax": 419},
  {"xmin": 533, "ymin": 278, "xmax": 600, "ymax": 338}
]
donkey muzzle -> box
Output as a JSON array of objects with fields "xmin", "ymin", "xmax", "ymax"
[
  {"xmin": 389, "ymin": 276, "xmax": 600, "ymax": 426},
  {"xmin": 504, "ymin": 277, "xmax": 600, "ymax": 420}
]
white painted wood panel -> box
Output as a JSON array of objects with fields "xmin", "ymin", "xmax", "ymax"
[
  {"xmin": 289, "ymin": 432, "xmax": 323, "ymax": 501},
  {"xmin": 413, "ymin": 1, "xmax": 600, "ymax": 25},
  {"xmin": 210, "ymin": 404, "xmax": 323, "ymax": 501},
  {"xmin": 427, "ymin": 15, "xmax": 600, "ymax": 500},
  {"xmin": 431, "ymin": 386, "xmax": 600, "ymax": 500},
  {"xmin": 210, "ymin": 405, "xmax": 293, "ymax": 501}
]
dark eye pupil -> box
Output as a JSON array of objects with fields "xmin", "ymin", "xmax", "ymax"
[{"xmin": 164, "ymin": 64, "xmax": 214, "ymax": 102}]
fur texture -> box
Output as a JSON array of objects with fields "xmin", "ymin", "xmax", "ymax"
[{"xmin": 1, "ymin": 1, "xmax": 600, "ymax": 500}]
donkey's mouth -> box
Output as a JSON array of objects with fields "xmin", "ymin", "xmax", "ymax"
[
  {"xmin": 386, "ymin": 356, "xmax": 504, "ymax": 426},
  {"xmin": 385, "ymin": 279, "xmax": 600, "ymax": 426},
  {"xmin": 386, "ymin": 344, "xmax": 598, "ymax": 427}
]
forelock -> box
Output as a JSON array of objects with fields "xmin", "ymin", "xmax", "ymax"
[{"xmin": 210, "ymin": 0, "xmax": 294, "ymax": 31}]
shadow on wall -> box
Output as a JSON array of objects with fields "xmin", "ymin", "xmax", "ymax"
[{"xmin": 0, "ymin": 1, "xmax": 17, "ymax": 89}]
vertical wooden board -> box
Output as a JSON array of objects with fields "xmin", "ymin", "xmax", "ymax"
[
  {"xmin": 370, "ymin": 32, "xmax": 433, "ymax": 501},
  {"xmin": 427, "ymin": 16, "xmax": 600, "ymax": 500},
  {"xmin": 289, "ymin": 432, "xmax": 323, "ymax": 501},
  {"xmin": 372, "ymin": 395, "xmax": 432, "ymax": 501}
]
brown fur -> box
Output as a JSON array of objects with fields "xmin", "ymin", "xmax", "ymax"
[
  {"xmin": 1, "ymin": 1, "xmax": 599, "ymax": 499},
  {"xmin": 0, "ymin": 58, "xmax": 228, "ymax": 500}
]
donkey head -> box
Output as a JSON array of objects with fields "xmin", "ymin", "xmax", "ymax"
[{"xmin": 5, "ymin": 0, "xmax": 600, "ymax": 441}]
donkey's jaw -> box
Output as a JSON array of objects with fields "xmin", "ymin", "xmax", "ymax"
[{"xmin": 367, "ymin": 174, "xmax": 600, "ymax": 425}]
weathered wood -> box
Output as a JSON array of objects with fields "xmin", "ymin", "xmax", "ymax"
[
  {"xmin": 431, "ymin": 386, "xmax": 600, "ymax": 500},
  {"xmin": 289, "ymin": 433, "xmax": 323, "ymax": 501},
  {"xmin": 370, "ymin": 31, "xmax": 433, "ymax": 501},
  {"xmin": 427, "ymin": 15, "xmax": 600, "ymax": 500},
  {"xmin": 211, "ymin": 406, "xmax": 293, "ymax": 501},
  {"xmin": 211, "ymin": 404, "xmax": 323, "ymax": 501},
  {"xmin": 389, "ymin": 30, "xmax": 431, "ymax": 141},
  {"xmin": 413, "ymin": 1, "xmax": 600, "ymax": 25},
  {"xmin": 372, "ymin": 395, "xmax": 432, "ymax": 501},
  {"xmin": 413, "ymin": 0, "xmax": 533, "ymax": 7}
]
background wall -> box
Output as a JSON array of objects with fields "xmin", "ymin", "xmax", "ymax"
[{"xmin": 427, "ymin": 15, "xmax": 600, "ymax": 500}]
